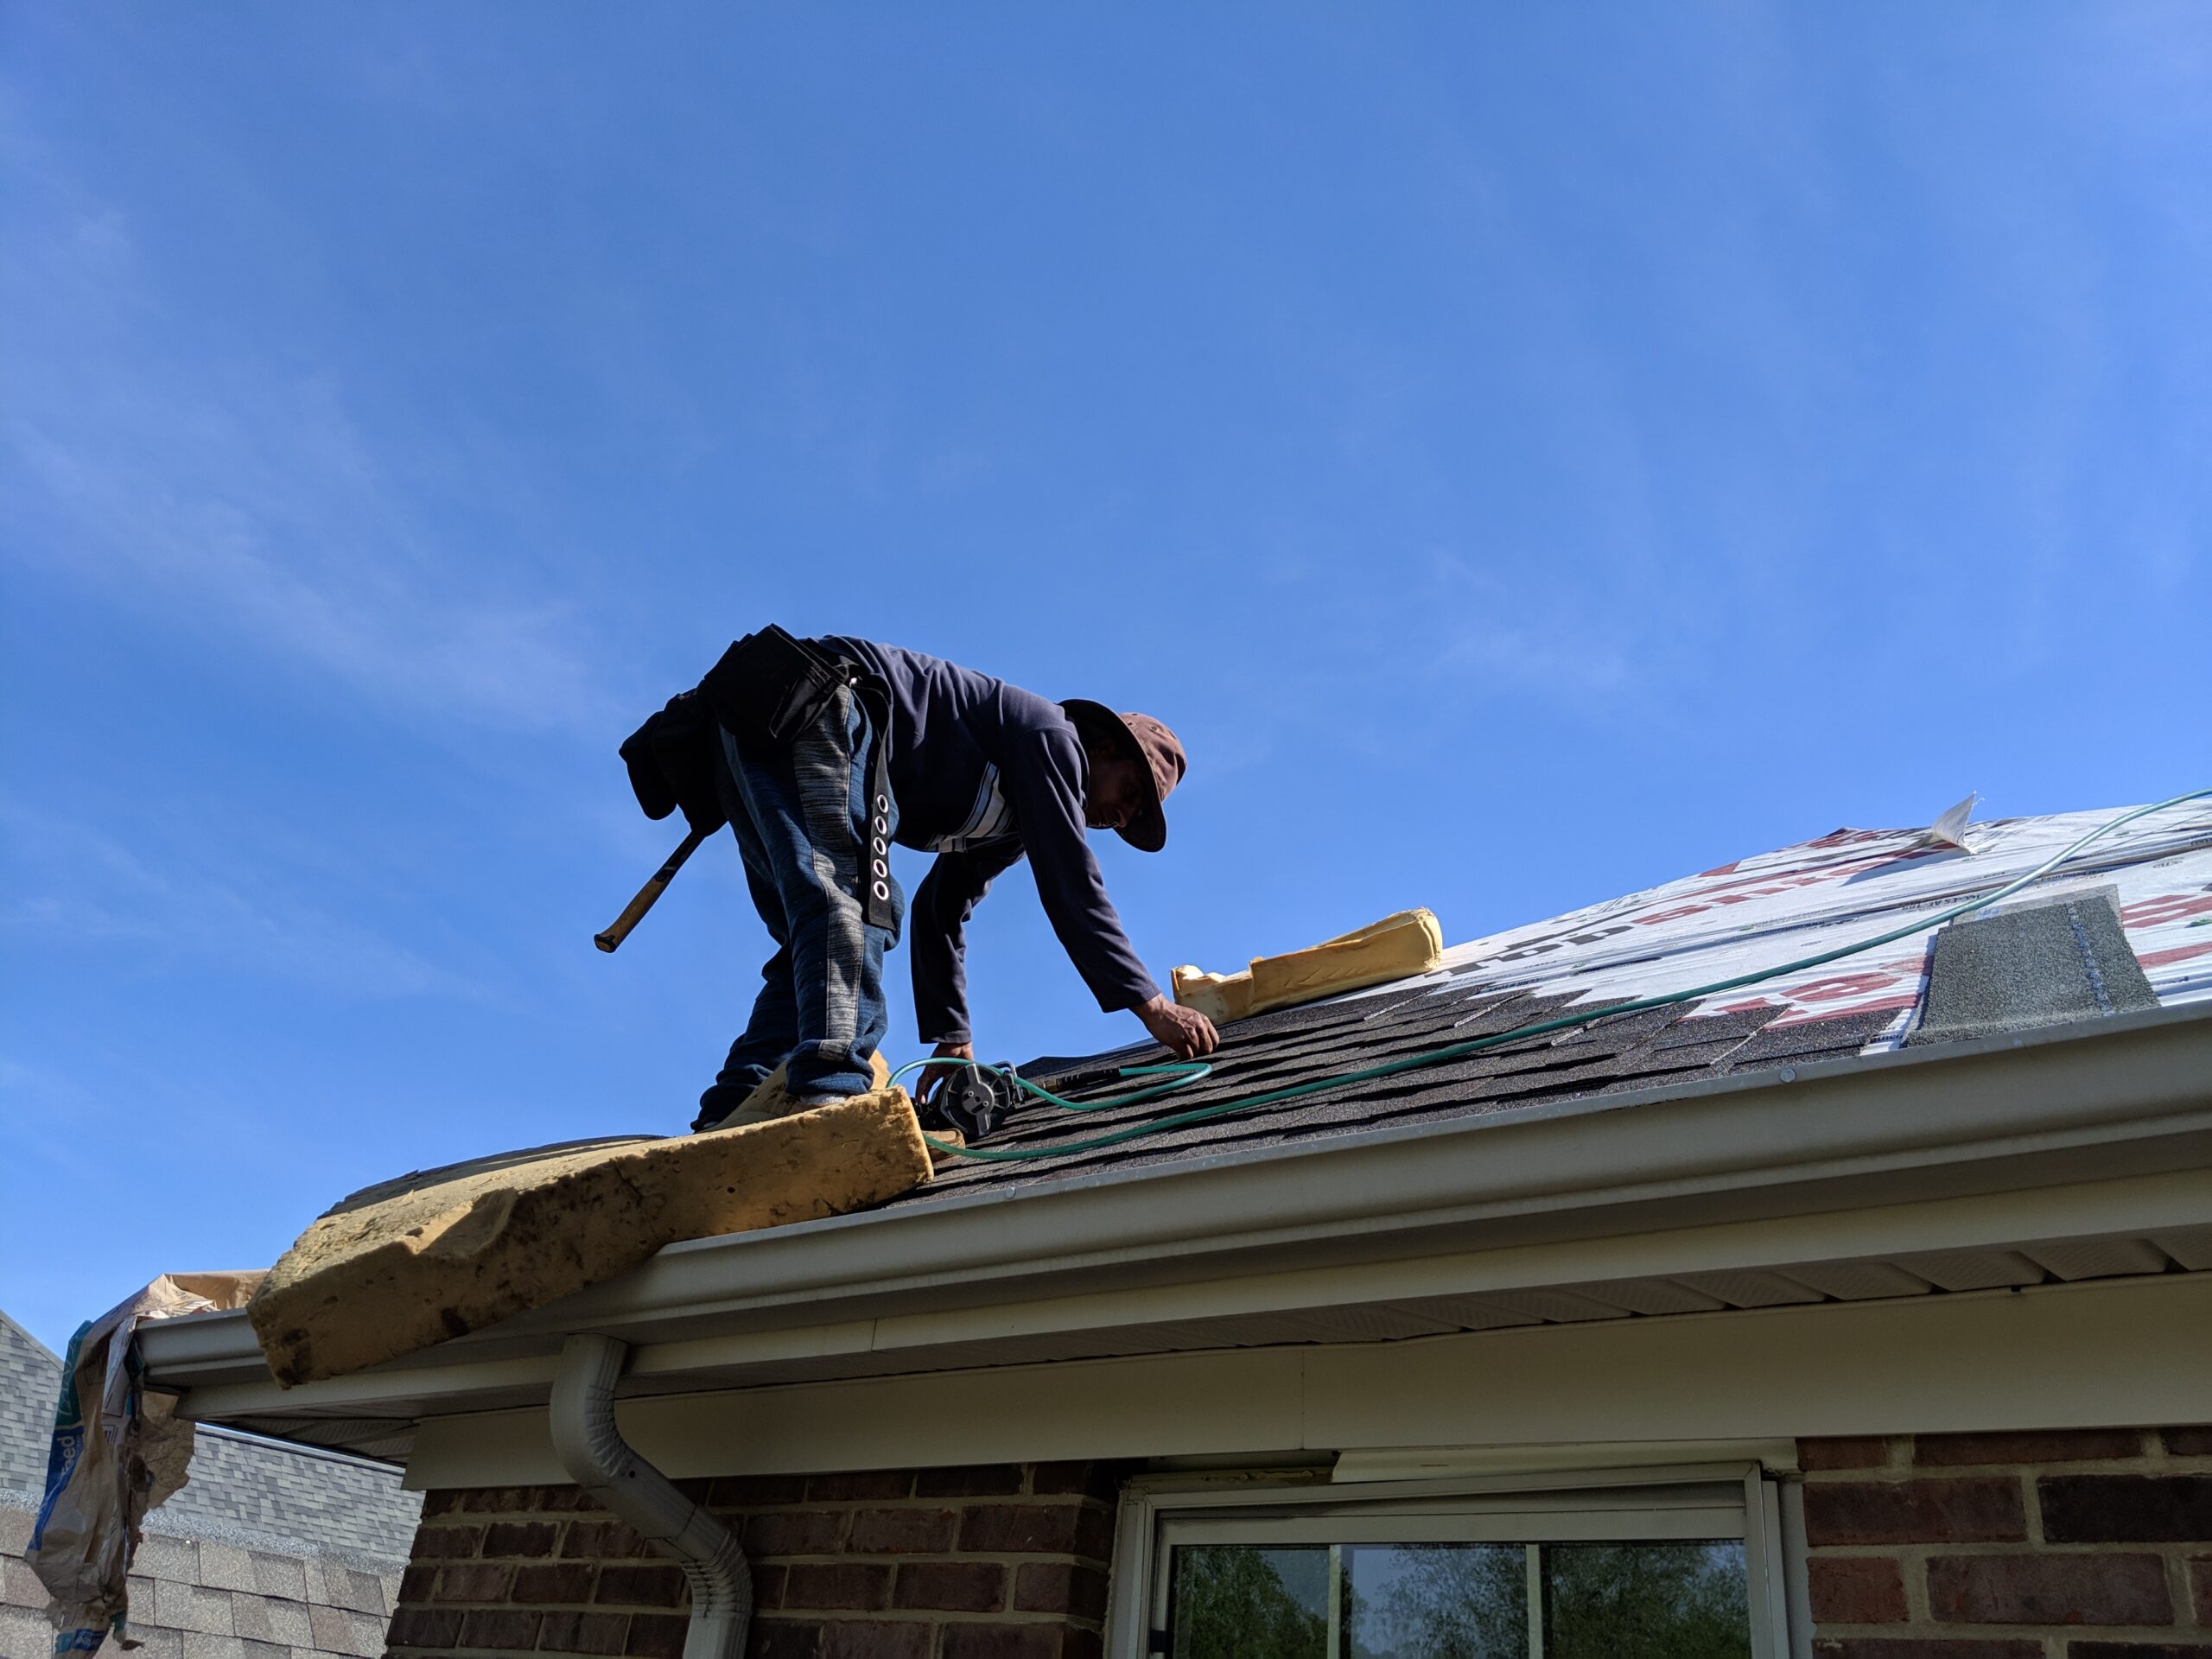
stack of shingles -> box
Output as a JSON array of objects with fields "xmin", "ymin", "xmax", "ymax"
[{"xmin": 912, "ymin": 977, "xmax": 1903, "ymax": 1195}]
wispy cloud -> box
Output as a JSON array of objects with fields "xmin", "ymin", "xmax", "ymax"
[
  {"xmin": 0, "ymin": 801, "xmax": 485, "ymax": 1002},
  {"xmin": 0, "ymin": 143, "xmax": 608, "ymax": 735}
]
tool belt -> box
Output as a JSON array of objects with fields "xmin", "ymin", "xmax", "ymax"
[{"xmin": 620, "ymin": 626, "xmax": 899, "ymax": 929}]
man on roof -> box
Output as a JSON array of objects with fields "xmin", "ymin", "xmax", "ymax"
[{"xmin": 623, "ymin": 630, "xmax": 1218, "ymax": 1133}]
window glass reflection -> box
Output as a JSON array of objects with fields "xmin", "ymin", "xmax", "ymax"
[
  {"xmin": 1168, "ymin": 1539, "xmax": 1750, "ymax": 1659},
  {"xmin": 1171, "ymin": 1545, "xmax": 1328, "ymax": 1658}
]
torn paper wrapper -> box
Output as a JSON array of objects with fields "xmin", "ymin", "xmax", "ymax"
[
  {"xmin": 1173, "ymin": 908, "xmax": 1446, "ymax": 1024},
  {"xmin": 29, "ymin": 1272, "xmax": 267, "ymax": 1652}
]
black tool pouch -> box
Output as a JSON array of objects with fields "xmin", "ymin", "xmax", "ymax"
[
  {"xmin": 701, "ymin": 626, "xmax": 849, "ymax": 747},
  {"xmin": 701, "ymin": 626, "xmax": 899, "ymax": 931},
  {"xmin": 618, "ymin": 690, "xmax": 726, "ymax": 836}
]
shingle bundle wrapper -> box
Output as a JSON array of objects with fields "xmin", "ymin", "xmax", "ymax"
[
  {"xmin": 1172, "ymin": 908, "xmax": 1445, "ymax": 1024},
  {"xmin": 248, "ymin": 1086, "xmax": 931, "ymax": 1387}
]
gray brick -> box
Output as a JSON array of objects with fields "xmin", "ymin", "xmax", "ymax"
[{"xmin": 199, "ymin": 1541, "xmax": 259, "ymax": 1593}]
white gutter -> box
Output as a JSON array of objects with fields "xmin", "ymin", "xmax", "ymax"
[
  {"xmin": 550, "ymin": 1335, "xmax": 749, "ymax": 1659},
  {"xmin": 142, "ymin": 1003, "xmax": 2212, "ymax": 1411}
]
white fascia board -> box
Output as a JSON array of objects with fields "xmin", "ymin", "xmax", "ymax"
[{"xmin": 143, "ymin": 1004, "xmax": 2212, "ymax": 1413}]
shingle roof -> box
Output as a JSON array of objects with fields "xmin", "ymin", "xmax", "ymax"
[
  {"xmin": 0, "ymin": 1311, "xmax": 60, "ymax": 1493},
  {"xmin": 908, "ymin": 800, "xmax": 2212, "ymax": 1200}
]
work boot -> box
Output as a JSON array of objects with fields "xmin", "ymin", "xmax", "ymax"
[{"xmin": 702, "ymin": 1051, "xmax": 893, "ymax": 1132}]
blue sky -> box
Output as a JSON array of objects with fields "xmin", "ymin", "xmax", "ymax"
[{"xmin": 3, "ymin": 5, "xmax": 2207, "ymax": 1354}]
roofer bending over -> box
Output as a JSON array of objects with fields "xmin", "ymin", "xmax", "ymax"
[{"xmin": 620, "ymin": 630, "xmax": 1217, "ymax": 1134}]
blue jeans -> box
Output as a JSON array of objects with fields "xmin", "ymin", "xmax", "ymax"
[{"xmin": 694, "ymin": 687, "xmax": 906, "ymax": 1128}]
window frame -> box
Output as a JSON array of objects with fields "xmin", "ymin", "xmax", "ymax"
[{"xmin": 1106, "ymin": 1461, "xmax": 1796, "ymax": 1659}]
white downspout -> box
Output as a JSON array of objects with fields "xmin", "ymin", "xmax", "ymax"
[{"xmin": 549, "ymin": 1334, "xmax": 751, "ymax": 1659}]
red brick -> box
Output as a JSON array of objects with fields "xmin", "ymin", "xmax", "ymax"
[
  {"xmin": 1030, "ymin": 1462, "xmax": 1125, "ymax": 1501},
  {"xmin": 2041, "ymin": 1475, "xmax": 2212, "ymax": 1541},
  {"xmin": 420, "ymin": 1489, "xmax": 463, "ymax": 1516},
  {"xmin": 595, "ymin": 1561, "xmax": 690, "ymax": 1607},
  {"xmin": 1811, "ymin": 1645, "xmax": 2041, "ymax": 1659},
  {"xmin": 623, "ymin": 1610, "xmax": 690, "ymax": 1658},
  {"xmin": 848, "ymin": 1507, "xmax": 957, "ymax": 1554},
  {"xmin": 512, "ymin": 1560, "xmax": 600, "ymax": 1605},
  {"xmin": 431, "ymin": 1561, "xmax": 513, "ymax": 1602},
  {"xmin": 893, "ymin": 1560, "xmax": 1007, "ymax": 1613},
  {"xmin": 753, "ymin": 1564, "xmax": 788, "ymax": 1612},
  {"xmin": 752, "ymin": 1619, "xmax": 824, "ymax": 1659},
  {"xmin": 821, "ymin": 1619, "xmax": 932, "ymax": 1659},
  {"xmin": 386, "ymin": 1605, "xmax": 463, "ymax": 1647},
  {"xmin": 958, "ymin": 1501, "xmax": 1115, "ymax": 1560},
  {"xmin": 784, "ymin": 1561, "xmax": 893, "ymax": 1611},
  {"xmin": 459, "ymin": 1606, "xmax": 543, "ymax": 1649},
  {"xmin": 461, "ymin": 1484, "xmax": 553, "ymax": 1513},
  {"xmin": 1928, "ymin": 1553, "xmax": 2171, "ymax": 1625},
  {"xmin": 940, "ymin": 1626, "xmax": 1065, "ymax": 1659},
  {"xmin": 411, "ymin": 1522, "xmax": 484, "ymax": 1559},
  {"xmin": 564, "ymin": 1519, "xmax": 652, "ymax": 1560},
  {"xmin": 1808, "ymin": 1556, "xmax": 1908, "ymax": 1624},
  {"xmin": 2064, "ymin": 1647, "xmax": 2212, "ymax": 1659},
  {"xmin": 707, "ymin": 1473, "xmax": 809, "ymax": 1508},
  {"xmin": 1803, "ymin": 1478, "xmax": 2027, "ymax": 1546},
  {"xmin": 2191, "ymin": 1555, "xmax": 2212, "ymax": 1624},
  {"xmin": 2164, "ymin": 1427, "xmax": 2212, "ymax": 1457},
  {"xmin": 742, "ymin": 1510, "xmax": 849, "ymax": 1557},
  {"xmin": 1014, "ymin": 1561, "xmax": 1110, "ymax": 1623},
  {"xmin": 1916, "ymin": 1430, "xmax": 2144, "ymax": 1465},
  {"xmin": 916, "ymin": 1464, "xmax": 1027, "ymax": 1497},
  {"xmin": 1802, "ymin": 1438, "xmax": 1899, "ymax": 1471},
  {"xmin": 482, "ymin": 1519, "xmax": 562, "ymax": 1557},
  {"xmin": 806, "ymin": 1471, "xmax": 913, "ymax": 1502},
  {"xmin": 538, "ymin": 1609, "xmax": 631, "ymax": 1655},
  {"xmin": 1065, "ymin": 1635, "xmax": 1103, "ymax": 1659},
  {"xmin": 398, "ymin": 1563, "xmax": 435, "ymax": 1604}
]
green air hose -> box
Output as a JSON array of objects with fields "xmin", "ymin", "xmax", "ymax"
[{"xmin": 894, "ymin": 788, "xmax": 2211, "ymax": 1163}]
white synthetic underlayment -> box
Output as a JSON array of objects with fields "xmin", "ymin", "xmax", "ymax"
[{"xmin": 1393, "ymin": 801, "xmax": 2212, "ymax": 1051}]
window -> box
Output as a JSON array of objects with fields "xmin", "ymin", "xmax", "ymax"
[{"xmin": 1112, "ymin": 1465, "xmax": 1794, "ymax": 1659}]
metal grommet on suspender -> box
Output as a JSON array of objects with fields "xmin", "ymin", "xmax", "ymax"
[{"xmin": 852, "ymin": 675, "xmax": 897, "ymax": 929}]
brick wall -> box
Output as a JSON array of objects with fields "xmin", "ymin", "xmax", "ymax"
[
  {"xmin": 384, "ymin": 1461, "xmax": 1124, "ymax": 1659},
  {"xmin": 1801, "ymin": 1427, "xmax": 2212, "ymax": 1659}
]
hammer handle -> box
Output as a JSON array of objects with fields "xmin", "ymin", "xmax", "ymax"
[{"xmin": 595, "ymin": 824, "xmax": 710, "ymax": 953}]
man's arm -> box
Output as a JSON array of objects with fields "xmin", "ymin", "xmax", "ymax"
[
  {"xmin": 909, "ymin": 842, "xmax": 1026, "ymax": 1047},
  {"xmin": 999, "ymin": 725, "xmax": 1165, "ymax": 1014}
]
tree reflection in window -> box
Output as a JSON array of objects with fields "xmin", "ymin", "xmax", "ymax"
[
  {"xmin": 1170, "ymin": 1541, "xmax": 1750, "ymax": 1659},
  {"xmin": 1171, "ymin": 1545, "xmax": 1328, "ymax": 1658},
  {"xmin": 1543, "ymin": 1542, "xmax": 1749, "ymax": 1659}
]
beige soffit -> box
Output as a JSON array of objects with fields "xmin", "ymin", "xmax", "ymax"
[{"xmin": 400, "ymin": 1271, "xmax": 2212, "ymax": 1487}]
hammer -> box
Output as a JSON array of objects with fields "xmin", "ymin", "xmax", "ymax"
[{"xmin": 594, "ymin": 824, "xmax": 710, "ymax": 953}]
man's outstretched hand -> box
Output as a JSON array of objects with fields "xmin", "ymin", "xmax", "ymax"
[{"xmin": 1138, "ymin": 994, "xmax": 1218, "ymax": 1059}]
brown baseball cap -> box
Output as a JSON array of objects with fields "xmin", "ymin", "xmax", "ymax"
[{"xmin": 1059, "ymin": 700, "xmax": 1186, "ymax": 853}]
